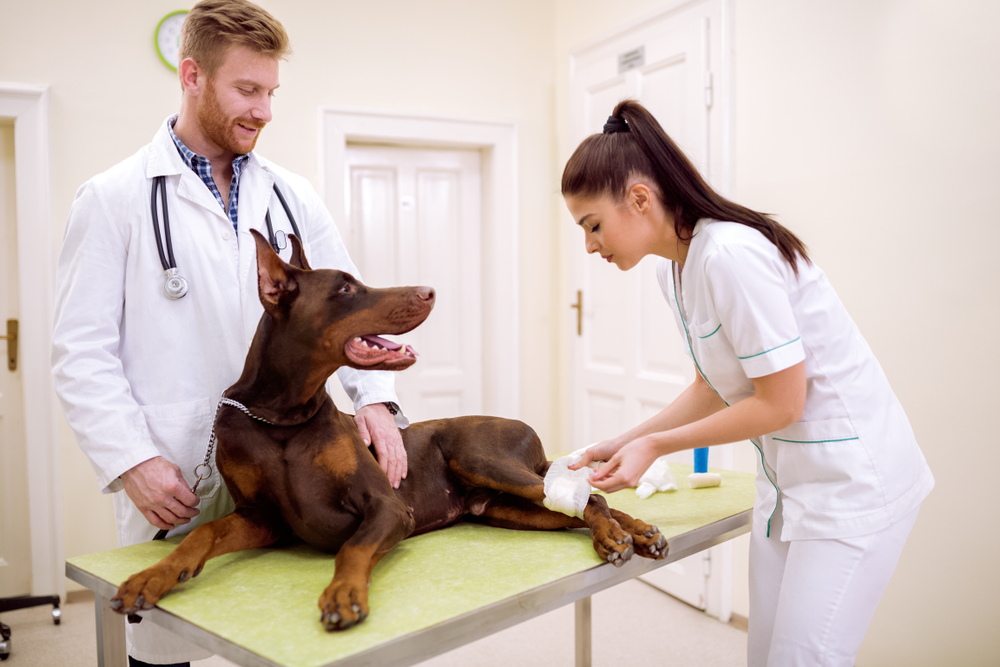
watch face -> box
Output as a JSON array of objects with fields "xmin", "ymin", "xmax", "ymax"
[{"xmin": 155, "ymin": 11, "xmax": 188, "ymax": 71}]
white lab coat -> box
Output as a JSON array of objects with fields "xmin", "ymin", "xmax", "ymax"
[
  {"xmin": 52, "ymin": 117, "xmax": 405, "ymax": 663},
  {"xmin": 657, "ymin": 219, "xmax": 933, "ymax": 542}
]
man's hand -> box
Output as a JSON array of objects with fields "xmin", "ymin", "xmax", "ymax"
[
  {"xmin": 355, "ymin": 403, "xmax": 407, "ymax": 488},
  {"xmin": 120, "ymin": 456, "xmax": 200, "ymax": 531}
]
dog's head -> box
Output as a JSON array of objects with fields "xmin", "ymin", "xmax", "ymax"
[{"xmin": 251, "ymin": 229, "xmax": 434, "ymax": 372}]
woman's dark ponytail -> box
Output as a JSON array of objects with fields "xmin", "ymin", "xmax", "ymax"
[{"xmin": 562, "ymin": 99, "xmax": 809, "ymax": 272}]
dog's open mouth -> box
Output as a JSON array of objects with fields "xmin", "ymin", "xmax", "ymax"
[{"xmin": 345, "ymin": 334, "xmax": 418, "ymax": 368}]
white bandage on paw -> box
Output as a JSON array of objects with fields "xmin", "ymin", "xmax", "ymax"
[
  {"xmin": 543, "ymin": 449, "xmax": 600, "ymax": 518},
  {"xmin": 688, "ymin": 472, "xmax": 723, "ymax": 488},
  {"xmin": 635, "ymin": 455, "xmax": 678, "ymax": 499}
]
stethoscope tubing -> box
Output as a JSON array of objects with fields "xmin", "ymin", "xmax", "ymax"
[{"xmin": 151, "ymin": 175, "xmax": 301, "ymax": 298}]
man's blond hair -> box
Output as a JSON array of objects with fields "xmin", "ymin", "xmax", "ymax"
[{"xmin": 179, "ymin": 0, "xmax": 291, "ymax": 77}]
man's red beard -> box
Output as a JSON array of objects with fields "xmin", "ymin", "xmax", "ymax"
[{"xmin": 197, "ymin": 78, "xmax": 264, "ymax": 156}]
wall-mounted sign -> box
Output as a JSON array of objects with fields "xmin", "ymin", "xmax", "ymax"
[{"xmin": 618, "ymin": 46, "xmax": 645, "ymax": 74}]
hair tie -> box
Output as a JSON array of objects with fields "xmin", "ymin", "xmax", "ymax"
[{"xmin": 603, "ymin": 115, "xmax": 629, "ymax": 134}]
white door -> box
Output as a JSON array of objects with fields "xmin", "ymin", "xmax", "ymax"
[
  {"xmin": 0, "ymin": 118, "xmax": 31, "ymax": 598},
  {"xmin": 341, "ymin": 145, "xmax": 482, "ymax": 423},
  {"xmin": 568, "ymin": 1, "xmax": 732, "ymax": 615}
]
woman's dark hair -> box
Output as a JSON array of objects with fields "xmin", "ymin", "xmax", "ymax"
[{"xmin": 562, "ymin": 99, "xmax": 809, "ymax": 272}]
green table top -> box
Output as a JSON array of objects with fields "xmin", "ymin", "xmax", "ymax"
[{"xmin": 67, "ymin": 463, "xmax": 755, "ymax": 667}]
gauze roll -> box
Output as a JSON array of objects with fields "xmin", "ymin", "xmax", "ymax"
[
  {"xmin": 688, "ymin": 472, "xmax": 723, "ymax": 488},
  {"xmin": 635, "ymin": 455, "xmax": 678, "ymax": 499}
]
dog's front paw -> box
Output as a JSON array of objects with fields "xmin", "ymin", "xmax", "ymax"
[
  {"xmin": 318, "ymin": 580, "xmax": 369, "ymax": 631},
  {"xmin": 112, "ymin": 563, "xmax": 201, "ymax": 615}
]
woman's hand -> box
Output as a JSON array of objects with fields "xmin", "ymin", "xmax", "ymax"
[
  {"xmin": 586, "ymin": 437, "xmax": 663, "ymax": 493},
  {"xmin": 568, "ymin": 439, "xmax": 622, "ymax": 470}
]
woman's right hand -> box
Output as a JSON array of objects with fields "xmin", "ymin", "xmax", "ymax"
[{"xmin": 568, "ymin": 439, "xmax": 623, "ymax": 470}]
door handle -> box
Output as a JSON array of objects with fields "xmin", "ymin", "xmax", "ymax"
[
  {"xmin": 570, "ymin": 290, "xmax": 582, "ymax": 337},
  {"xmin": 1, "ymin": 319, "xmax": 17, "ymax": 371}
]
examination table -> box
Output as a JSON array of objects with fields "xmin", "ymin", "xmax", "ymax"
[{"xmin": 67, "ymin": 463, "xmax": 755, "ymax": 667}]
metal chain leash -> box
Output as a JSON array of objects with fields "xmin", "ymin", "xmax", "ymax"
[
  {"xmin": 151, "ymin": 396, "xmax": 273, "ymax": 543},
  {"xmin": 190, "ymin": 397, "xmax": 274, "ymax": 494}
]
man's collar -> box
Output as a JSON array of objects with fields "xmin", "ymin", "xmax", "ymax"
[{"xmin": 167, "ymin": 114, "xmax": 250, "ymax": 169}]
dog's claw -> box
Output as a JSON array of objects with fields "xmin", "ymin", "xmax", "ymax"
[
  {"xmin": 134, "ymin": 595, "xmax": 145, "ymax": 609},
  {"xmin": 178, "ymin": 571, "xmax": 188, "ymax": 582},
  {"xmin": 623, "ymin": 546, "xmax": 634, "ymax": 561},
  {"xmin": 110, "ymin": 598, "xmax": 123, "ymax": 611}
]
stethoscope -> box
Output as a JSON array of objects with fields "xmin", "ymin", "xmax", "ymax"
[{"xmin": 150, "ymin": 175, "xmax": 303, "ymax": 299}]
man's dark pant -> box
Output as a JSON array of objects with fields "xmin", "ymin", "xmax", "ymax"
[{"xmin": 128, "ymin": 657, "xmax": 190, "ymax": 667}]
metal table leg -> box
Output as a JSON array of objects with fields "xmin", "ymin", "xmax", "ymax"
[
  {"xmin": 95, "ymin": 595, "xmax": 127, "ymax": 667},
  {"xmin": 575, "ymin": 596, "xmax": 591, "ymax": 667}
]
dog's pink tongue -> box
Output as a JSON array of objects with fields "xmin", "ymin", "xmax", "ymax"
[{"xmin": 361, "ymin": 335, "xmax": 418, "ymax": 357}]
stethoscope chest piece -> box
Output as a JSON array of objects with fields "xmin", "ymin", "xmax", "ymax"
[
  {"xmin": 163, "ymin": 267, "xmax": 189, "ymax": 299},
  {"xmin": 151, "ymin": 174, "xmax": 300, "ymax": 301}
]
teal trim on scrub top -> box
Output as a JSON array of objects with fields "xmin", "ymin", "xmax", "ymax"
[
  {"xmin": 698, "ymin": 324, "xmax": 722, "ymax": 339},
  {"xmin": 738, "ymin": 337, "xmax": 801, "ymax": 360},
  {"xmin": 773, "ymin": 437, "xmax": 859, "ymax": 444},
  {"xmin": 673, "ymin": 264, "xmax": 780, "ymax": 537}
]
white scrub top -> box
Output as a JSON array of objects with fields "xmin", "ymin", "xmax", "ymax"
[
  {"xmin": 657, "ymin": 219, "xmax": 933, "ymax": 541},
  {"xmin": 52, "ymin": 117, "xmax": 405, "ymax": 663}
]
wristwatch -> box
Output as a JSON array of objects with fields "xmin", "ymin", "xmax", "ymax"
[{"xmin": 383, "ymin": 402, "xmax": 399, "ymax": 416}]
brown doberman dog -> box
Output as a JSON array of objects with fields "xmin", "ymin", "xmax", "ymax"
[{"xmin": 110, "ymin": 230, "xmax": 668, "ymax": 630}]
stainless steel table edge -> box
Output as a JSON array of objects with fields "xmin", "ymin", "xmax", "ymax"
[{"xmin": 67, "ymin": 509, "xmax": 752, "ymax": 667}]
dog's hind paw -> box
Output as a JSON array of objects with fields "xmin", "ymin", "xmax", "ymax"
[{"xmin": 608, "ymin": 510, "xmax": 669, "ymax": 560}]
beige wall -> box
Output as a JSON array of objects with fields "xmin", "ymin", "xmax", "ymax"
[
  {"xmin": 554, "ymin": 0, "xmax": 1000, "ymax": 664},
  {"xmin": 734, "ymin": 2, "xmax": 1000, "ymax": 665},
  {"xmin": 2, "ymin": 0, "xmax": 998, "ymax": 663},
  {"xmin": 0, "ymin": 0, "xmax": 561, "ymax": 587}
]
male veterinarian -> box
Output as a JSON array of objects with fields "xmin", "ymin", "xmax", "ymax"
[{"xmin": 51, "ymin": 1, "xmax": 407, "ymax": 665}]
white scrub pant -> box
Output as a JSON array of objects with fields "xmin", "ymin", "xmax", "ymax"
[{"xmin": 747, "ymin": 501, "xmax": 920, "ymax": 667}]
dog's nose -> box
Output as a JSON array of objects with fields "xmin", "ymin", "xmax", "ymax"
[{"xmin": 416, "ymin": 287, "xmax": 435, "ymax": 303}]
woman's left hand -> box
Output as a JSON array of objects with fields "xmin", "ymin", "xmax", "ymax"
[{"xmin": 587, "ymin": 436, "xmax": 662, "ymax": 493}]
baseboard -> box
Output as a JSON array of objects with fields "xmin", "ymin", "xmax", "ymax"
[
  {"xmin": 65, "ymin": 589, "xmax": 94, "ymax": 605},
  {"xmin": 729, "ymin": 612, "xmax": 748, "ymax": 632}
]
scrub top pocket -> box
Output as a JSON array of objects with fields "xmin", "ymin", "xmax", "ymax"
[
  {"xmin": 770, "ymin": 418, "xmax": 880, "ymax": 513},
  {"xmin": 688, "ymin": 317, "xmax": 747, "ymax": 397}
]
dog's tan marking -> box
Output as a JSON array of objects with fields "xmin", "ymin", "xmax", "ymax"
[{"xmin": 312, "ymin": 435, "xmax": 358, "ymax": 478}]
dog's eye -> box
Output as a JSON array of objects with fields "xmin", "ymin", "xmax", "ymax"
[{"xmin": 339, "ymin": 284, "xmax": 352, "ymax": 294}]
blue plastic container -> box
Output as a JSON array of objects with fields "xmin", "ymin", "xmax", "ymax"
[{"xmin": 693, "ymin": 447, "xmax": 709, "ymax": 474}]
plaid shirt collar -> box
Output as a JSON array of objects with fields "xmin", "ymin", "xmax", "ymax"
[{"xmin": 167, "ymin": 114, "xmax": 249, "ymax": 230}]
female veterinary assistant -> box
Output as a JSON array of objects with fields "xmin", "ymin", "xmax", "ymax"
[{"xmin": 563, "ymin": 100, "xmax": 933, "ymax": 666}]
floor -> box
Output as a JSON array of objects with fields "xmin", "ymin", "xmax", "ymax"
[{"xmin": 0, "ymin": 580, "xmax": 747, "ymax": 666}]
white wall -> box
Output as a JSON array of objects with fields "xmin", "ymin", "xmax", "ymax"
[{"xmin": 556, "ymin": 0, "xmax": 1000, "ymax": 664}]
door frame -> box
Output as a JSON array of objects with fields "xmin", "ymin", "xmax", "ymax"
[
  {"xmin": 320, "ymin": 107, "xmax": 520, "ymax": 419},
  {"xmin": 0, "ymin": 83, "xmax": 64, "ymax": 599},
  {"xmin": 565, "ymin": 0, "xmax": 736, "ymax": 621}
]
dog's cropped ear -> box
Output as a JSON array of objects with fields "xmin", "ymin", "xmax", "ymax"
[
  {"xmin": 251, "ymin": 229, "xmax": 298, "ymax": 315},
  {"xmin": 287, "ymin": 233, "xmax": 312, "ymax": 271}
]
